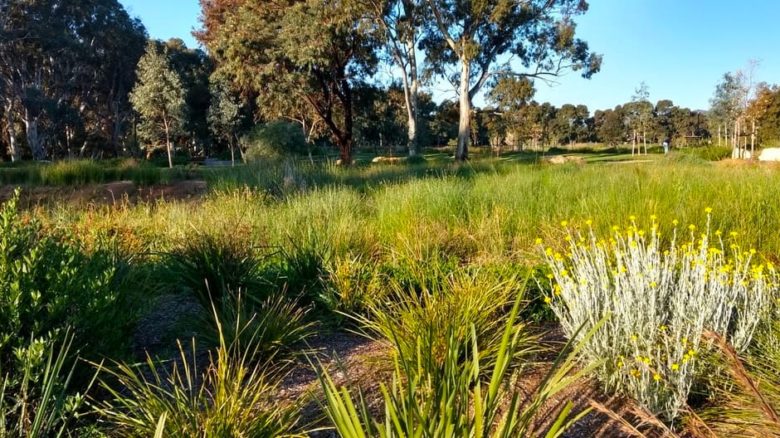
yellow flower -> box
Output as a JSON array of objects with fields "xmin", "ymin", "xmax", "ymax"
[
  {"xmin": 730, "ymin": 231, "xmax": 738, "ymax": 238},
  {"xmin": 629, "ymin": 215, "xmax": 637, "ymax": 222},
  {"xmin": 560, "ymin": 220, "xmax": 569, "ymax": 227},
  {"xmin": 672, "ymin": 219, "xmax": 679, "ymax": 226},
  {"xmin": 630, "ymin": 335, "xmax": 638, "ymax": 342},
  {"xmin": 650, "ymin": 281, "xmax": 658, "ymax": 288},
  {"xmin": 630, "ymin": 369, "xmax": 640, "ymax": 377},
  {"xmin": 705, "ymin": 207, "xmax": 713, "ymax": 214},
  {"xmin": 670, "ymin": 363, "xmax": 680, "ymax": 371},
  {"xmin": 650, "ymin": 214, "xmax": 657, "ymax": 221},
  {"xmin": 535, "ymin": 237, "xmax": 543, "ymax": 245},
  {"xmin": 688, "ymin": 224, "xmax": 697, "ymax": 232},
  {"xmin": 653, "ymin": 373, "xmax": 661, "ymax": 382},
  {"xmin": 585, "ymin": 219, "xmax": 593, "ymax": 226}
]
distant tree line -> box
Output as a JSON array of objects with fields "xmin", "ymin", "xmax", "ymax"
[{"xmin": 2, "ymin": 1, "xmax": 780, "ymax": 165}]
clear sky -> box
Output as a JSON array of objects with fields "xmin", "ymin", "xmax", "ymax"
[{"xmin": 119, "ymin": 0, "xmax": 780, "ymax": 111}]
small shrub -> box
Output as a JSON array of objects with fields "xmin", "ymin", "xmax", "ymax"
[
  {"xmin": 541, "ymin": 213, "xmax": 778, "ymax": 420},
  {"xmin": 270, "ymin": 233, "xmax": 330, "ymax": 307},
  {"xmin": 242, "ymin": 121, "xmax": 308, "ymax": 161},
  {"xmin": 319, "ymin": 253, "xmax": 384, "ymax": 318},
  {"xmin": 200, "ymin": 291, "xmax": 315, "ymax": 361},
  {"xmin": 0, "ymin": 191, "xmax": 135, "ymax": 384},
  {"xmin": 680, "ymin": 145, "xmax": 733, "ymax": 162},
  {"xmin": 691, "ymin": 330, "xmax": 780, "ymax": 437}
]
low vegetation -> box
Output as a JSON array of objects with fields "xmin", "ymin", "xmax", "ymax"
[{"xmin": 1, "ymin": 157, "xmax": 779, "ymax": 436}]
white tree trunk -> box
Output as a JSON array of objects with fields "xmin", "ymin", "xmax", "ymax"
[
  {"xmin": 456, "ymin": 59, "xmax": 471, "ymax": 161},
  {"xmin": 403, "ymin": 37, "xmax": 420, "ymax": 157},
  {"xmin": 163, "ymin": 117, "xmax": 173, "ymax": 168},
  {"xmin": 23, "ymin": 109, "xmax": 45, "ymax": 160},
  {"xmin": 4, "ymin": 102, "xmax": 20, "ymax": 162},
  {"xmin": 751, "ymin": 119, "xmax": 756, "ymax": 157}
]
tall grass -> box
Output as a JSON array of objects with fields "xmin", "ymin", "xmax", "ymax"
[{"xmin": 0, "ymin": 159, "xmax": 194, "ymax": 186}]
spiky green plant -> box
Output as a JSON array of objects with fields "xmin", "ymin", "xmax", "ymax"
[
  {"xmin": 162, "ymin": 232, "xmax": 268, "ymax": 310},
  {"xmin": 91, "ymin": 304, "xmax": 300, "ymax": 437},
  {"xmin": 318, "ymin": 290, "xmax": 601, "ymax": 437},
  {"xmin": 0, "ymin": 332, "xmax": 93, "ymax": 437},
  {"xmin": 199, "ymin": 290, "xmax": 315, "ymax": 362},
  {"xmin": 355, "ymin": 271, "xmax": 529, "ymax": 369}
]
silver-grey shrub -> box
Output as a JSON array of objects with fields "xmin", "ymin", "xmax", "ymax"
[{"xmin": 541, "ymin": 213, "xmax": 778, "ymax": 420}]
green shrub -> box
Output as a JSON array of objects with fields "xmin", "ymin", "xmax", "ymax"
[
  {"xmin": 319, "ymin": 253, "xmax": 384, "ymax": 319},
  {"xmin": 162, "ymin": 231, "xmax": 316, "ymax": 360},
  {"xmin": 681, "ymin": 145, "xmax": 733, "ymax": 162},
  {"xmin": 200, "ymin": 291, "xmax": 315, "ymax": 361},
  {"xmin": 0, "ymin": 191, "xmax": 135, "ymax": 384},
  {"xmin": 242, "ymin": 121, "xmax": 308, "ymax": 161},
  {"xmin": 269, "ymin": 232, "xmax": 331, "ymax": 308}
]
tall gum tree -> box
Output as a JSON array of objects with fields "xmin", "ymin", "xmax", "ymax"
[
  {"xmin": 353, "ymin": 0, "xmax": 424, "ymax": 156},
  {"xmin": 421, "ymin": 0, "xmax": 601, "ymax": 160},
  {"xmin": 197, "ymin": 0, "xmax": 379, "ymax": 164}
]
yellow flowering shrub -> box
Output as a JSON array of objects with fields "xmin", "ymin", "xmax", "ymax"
[{"xmin": 540, "ymin": 211, "xmax": 779, "ymax": 420}]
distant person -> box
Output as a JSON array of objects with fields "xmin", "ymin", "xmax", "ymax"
[{"xmin": 662, "ymin": 139, "xmax": 670, "ymax": 154}]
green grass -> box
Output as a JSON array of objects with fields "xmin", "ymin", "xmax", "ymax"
[
  {"xmin": 4, "ymin": 154, "xmax": 780, "ymax": 435},
  {"xmin": 0, "ymin": 158, "xmax": 198, "ymax": 186}
]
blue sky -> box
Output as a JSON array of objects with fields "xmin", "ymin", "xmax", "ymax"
[{"xmin": 119, "ymin": 0, "xmax": 780, "ymax": 111}]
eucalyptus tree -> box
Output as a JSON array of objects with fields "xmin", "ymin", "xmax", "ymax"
[
  {"xmin": 710, "ymin": 72, "xmax": 746, "ymax": 149},
  {"xmin": 420, "ymin": 0, "xmax": 600, "ymax": 160},
  {"xmin": 627, "ymin": 82, "xmax": 652, "ymax": 154},
  {"xmin": 352, "ymin": 0, "xmax": 424, "ymax": 156},
  {"xmin": 197, "ymin": 0, "xmax": 379, "ymax": 164},
  {"xmin": 208, "ymin": 78, "xmax": 245, "ymax": 165},
  {"xmin": 0, "ymin": 0, "xmax": 146, "ymax": 160},
  {"xmin": 129, "ymin": 43, "xmax": 187, "ymax": 168},
  {"xmin": 486, "ymin": 76, "xmax": 535, "ymax": 147}
]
